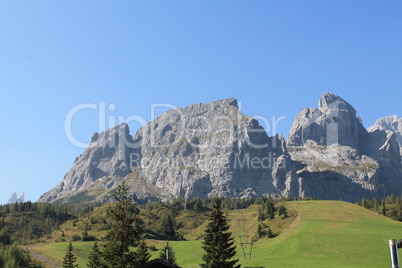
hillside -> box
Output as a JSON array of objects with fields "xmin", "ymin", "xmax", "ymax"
[
  {"xmin": 30, "ymin": 201, "xmax": 402, "ymax": 267},
  {"xmin": 240, "ymin": 201, "xmax": 402, "ymax": 268}
]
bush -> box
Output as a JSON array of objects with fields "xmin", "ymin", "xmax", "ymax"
[
  {"xmin": 267, "ymin": 228, "xmax": 275, "ymax": 238},
  {"xmin": 82, "ymin": 235, "xmax": 96, "ymax": 241},
  {"xmin": 71, "ymin": 235, "xmax": 81, "ymax": 241}
]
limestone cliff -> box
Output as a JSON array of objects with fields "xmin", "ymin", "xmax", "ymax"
[
  {"xmin": 287, "ymin": 93, "xmax": 402, "ymax": 201},
  {"xmin": 39, "ymin": 98, "xmax": 298, "ymax": 203}
]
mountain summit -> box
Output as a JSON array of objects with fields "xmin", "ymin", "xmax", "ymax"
[
  {"xmin": 288, "ymin": 92, "xmax": 366, "ymax": 148},
  {"xmin": 368, "ymin": 115, "xmax": 402, "ymax": 158},
  {"xmin": 287, "ymin": 93, "xmax": 401, "ymax": 200}
]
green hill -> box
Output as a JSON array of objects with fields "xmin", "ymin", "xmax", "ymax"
[
  {"xmin": 31, "ymin": 201, "xmax": 402, "ymax": 267},
  {"xmin": 240, "ymin": 201, "xmax": 402, "ymax": 268}
]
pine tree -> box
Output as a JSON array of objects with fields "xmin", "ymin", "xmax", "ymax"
[
  {"xmin": 62, "ymin": 242, "xmax": 78, "ymax": 268},
  {"xmin": 382, "ymin": 200, "xmax": 386, "ymax": 215},
  {"xmin": 102, "ymin": 180, "xmax": 144, "ymax": 268},
  {"xmin": 200, "ymin": 198, "xmax": 240, "ymax": 268},
  {"xmin": 266, "ymin": 200, "xmax": 276, "ymax": 219},
  {"xmin": 257, "ymin": 206, "xmax": 265, "ymax": 221},
  {"xmin": 278, "ymin": 205, "xmax": 287, "ymax": 218},
  {"xmin": 159, "ymin": 241, "xmax": 178, "ymax": 265},
  {"xmin": 87, "ymin": 242, "xmax": 103, "ymax": 268},
  {"xmin": 257, "ymin": 224, "xmax": 263, "ymax": 238},
  {"xmin": 267, "ymin": 228, "xmax": 274, "ymax": 238},
  {"xmin": 134, "ymin": 239, "xmax": 151, "ymax": 267},
  {"xmin": 161, "ymin": 215, "xmax": 176, "ymax": 240}
]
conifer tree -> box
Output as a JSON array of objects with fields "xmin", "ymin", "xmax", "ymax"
[
  {"xmin": 134, "ymin": 239, "xmax": 151, "ymax": 267},
  {"xmin": 200, "ymin": 198, "xmax": 240, "ymax": 268},
  {"xmin": 267, "ymin": 228, "xmax": 274, "ymax": 238},
  {"xmin": 159, "ymin": 241, "xmax": 178, "ymax": 265},
  {"xmin": 87, "ymin": 242, "xmax": 103, "ymax": 268},
  {"xmin": 102, "ymin": 180, "xmax": 145, "ymax": 268},
  {"xmin": 257, "ymin": 223, "xmax": 263, "ymax": 238},
  {"xmin": 278, "ymin": 205, "xmax": 287, "ymax": 218},
  {"xmin": 62, "ymin": 242, "xmax": 78, "ymax": 268},
  {"xmin": 161, "ymin": 215, "xmax": 176, "ymax": 240}
]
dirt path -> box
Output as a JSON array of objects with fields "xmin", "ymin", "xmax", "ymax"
[{"xmin": 26, "ymin": 245, "xmax": 61, "ymax": 268}]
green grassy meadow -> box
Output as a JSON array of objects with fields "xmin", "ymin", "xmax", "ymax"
[{"xmin": 32, "ymin": 201, "xmax": 402, "ymax": 267}]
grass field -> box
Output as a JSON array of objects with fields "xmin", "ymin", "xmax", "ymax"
[{"xmin": 32, "ymin": 201, "xmax": 402, "ymax": 267}]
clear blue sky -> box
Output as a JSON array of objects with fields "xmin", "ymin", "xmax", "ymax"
[{"xmin": 0, "ymin": 1, "xmax": 401, "ymax": 204}]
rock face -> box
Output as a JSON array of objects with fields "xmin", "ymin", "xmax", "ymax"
[
  {"xmin": 39, "ymin": 98, "xmax": 298, "ymax": 203},
  {"xmin": 39, "ymin": 94, "xmax": 402, "ymax": 203},
  {"xmin": 287, "ymin": 93, "xmax": 402, "ymax": 201},
  {"xmin": 39, "ymin": 124, "xmax": 134, "ymax": 202},
  {"xmin": 368, "ymin": 115, "xmax": 402, "ymax": 158},
  {"xmin": 288, "ymin": 92, "xmax": 367, "ymax": 149}
]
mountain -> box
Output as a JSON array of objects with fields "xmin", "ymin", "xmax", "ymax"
[
  {"xmin": 287, "ymin": 92, "xmax": 367, "ymax": 149},
  {"xmin": 38, "ymin": 124, "xmax": 134, "ymax": 202},
  {"xmin": 287, "ymin": 93, "xmax": 402, "ymax": 200},
  {"xmin": 39, "ymin": 98, "xmax": 299, "ymax": 203},
  {"xmin": 39, "ymin": 94, "xmax": 402, "ymax": 203},
  {"xmin": 368, "ymin": 115, "xmax": 402, "ymax": 158},
  {"xmin": 6, "ymin": 192, "xmax": 25, "ymax": 204}
]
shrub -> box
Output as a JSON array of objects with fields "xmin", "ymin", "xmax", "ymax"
[
  {"xmin": 82, "ymin": 235, "xmax": 97, "ymax": 241},
  {"xmin": 71, "ymin": 235, "xmax": 81, "ymax": 241}
]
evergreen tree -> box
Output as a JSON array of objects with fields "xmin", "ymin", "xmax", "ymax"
[
  {"xmin": 102, "ymin": 180, "xmax": 144, "ymax": 268},
  {"xmin": 267, "ymin": 228, "xmax": 274, "ymax": 238},
  {"xmin": 257, "ymin": 224, "xmax": 263, "ymax": 238},
  {"xmin": 278, "ymin": 205, "xmax": 287, "ymax": 218},
  {"xmin": 257, "ymin": 207, "xmax": 265, "ymax": 221},
  {"xmin": 62, "ymin": 242, "xmax": 78, "ymax": 268},
  {"xmin": 200, "ymin": 198, "xmax": 240, "ymax": 268},
  {"xmin": 159, "ymin": 242, "xmax": 178, "ymax": 265},
  {"xmin": 134, "ymin": 239, "xmax": 151, "ymax": 267},
  {"xmin": 266, "ymin": 200, "xmax": 276, "ymax": 219},
  {"xmin": 161, "ymin": 215, "xmax": 176, "ymax": 240},
  {"xmin": 87, "ymin": 242, "xmax": 103, "ymax": 268}
]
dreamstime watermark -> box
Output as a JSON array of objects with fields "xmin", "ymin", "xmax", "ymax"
[{"xmin": 64, "ymin": 101, "xmax": 288, "ymax": 169}]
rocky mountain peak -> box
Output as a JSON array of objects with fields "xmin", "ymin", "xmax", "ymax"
[
  {"xmin": 287, "ymin": 93, "xmax": 402, "ymax": 201},
  {"xmin": 288, "ymin": 92, "xmax": 366, "ymax": 148},
  {"xmin": 368, "ymin": 115, "xmax": 402, "ymax": 157},
  {"xmin": 211, "ymin": 97, "xmax": 238, "ymax": 109},
  {"xmin": 318, "ymin": 92, "xmax": 355, "ymax": 114},
  {"xmin": 319, "ymin": 92, "xmax": 339, "ymax": 108},
  {"xmin": 368, "ymin": 115, "xmax": 401, "ymax": 140},
  {"xmin": 39, "ymin": 122, "xmax": 134, "ymax": 203}
]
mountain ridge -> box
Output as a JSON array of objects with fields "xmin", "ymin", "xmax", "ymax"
[{"xmin": 39, "ymin": 94, "xmax": 401, "ymax": 203}]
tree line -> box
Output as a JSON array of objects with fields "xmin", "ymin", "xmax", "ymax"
[
  {"xmin": 359, "ymin": 194, "xmax": 402, "ymax": 221},
  {"xmin": 0, "ymin": 201, "xmax": 96, "ymax": 267}
]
